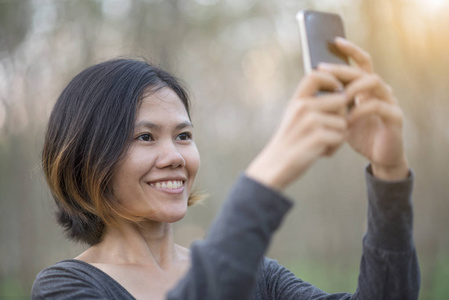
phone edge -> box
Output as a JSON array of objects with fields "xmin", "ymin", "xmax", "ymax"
[{"xmin": 296, "ymin": 10, "xmax": 312, "ymax": 74}]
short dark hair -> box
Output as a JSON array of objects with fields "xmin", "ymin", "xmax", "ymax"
[{"xmin": 42, "ymin": 58, "xmax": 200, "ymax": 246}]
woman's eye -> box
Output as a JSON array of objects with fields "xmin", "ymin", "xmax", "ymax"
[
  {"xmin": 176, "ymin": 132, "xmax": 192, "ymax": 141},
  {"xmin": 136, "ymin": 133, "xmax": 153, "ymax": 142}
]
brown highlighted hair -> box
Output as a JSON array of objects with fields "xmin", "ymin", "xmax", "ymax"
[{"xmin": 42, "ymin": 58, "xmax": 200, "ymax": 245}]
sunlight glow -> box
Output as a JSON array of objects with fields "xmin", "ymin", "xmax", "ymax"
[{"xmin": 412, "ymin": 0, "xmax": 448, "ymax": 13}]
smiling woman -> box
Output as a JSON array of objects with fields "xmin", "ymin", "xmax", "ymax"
[
  {"xmin": 41, "ymin": 59, "xmax": 202, "ymax": 246},
  {"xmin": 35, "ymin": 59, "xmax": 206, "ymax": 299}
]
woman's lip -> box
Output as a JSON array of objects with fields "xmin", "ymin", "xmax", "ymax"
[
  {"xmin": 148, "ymin": 185, "xmax": 185, "ymax": 195},
  {"xmin": 147, "ymin": 177, "xmax": 187, "ymax": 184}
]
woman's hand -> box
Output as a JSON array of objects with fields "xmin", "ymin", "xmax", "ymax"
[
  {"xmin": 318, "ymin": 38, "xmax": 409, "ymax": 181},
  {"xmin": 246, "ymin": 71, "xmax": 350, "ymax": 191}
]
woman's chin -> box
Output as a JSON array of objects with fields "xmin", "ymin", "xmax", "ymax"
[
  {"xmin": 154, "ymin": 208, "xmax": 188, "ymax": 224},
  {"xmin": 165, "ymin": 212, "xmax": 187, "ymax": 223}
]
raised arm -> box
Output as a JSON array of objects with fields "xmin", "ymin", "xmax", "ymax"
[{"xmin": 262, "ymin": 38, "xmax": 419, "ymax": 299}]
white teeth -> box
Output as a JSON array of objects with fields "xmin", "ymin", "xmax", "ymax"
[{"xmin": 151, "ymin": 180, "xmax": 184, "ymax": 190}]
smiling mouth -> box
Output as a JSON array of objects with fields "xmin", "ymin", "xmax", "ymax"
[{"xmin": 149, "ymin": 180, "xmax": 185, "ymax": 190}]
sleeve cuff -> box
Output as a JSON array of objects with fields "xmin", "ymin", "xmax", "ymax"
[{"xmin": 364, "ymin": 164, "xmax": 415, "ymax": 251}]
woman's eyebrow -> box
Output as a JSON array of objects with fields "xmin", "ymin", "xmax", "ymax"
[
  {"xmin": 176, "ymin": 121, "xmax": 194, "ymax": 130},
  {"xmin": 135, "ymin": 121, "xmax": 159, "ymax": 130},
  {"xmin": 134, "ymin": 120, "xmax": 193, "ymax": 130}
]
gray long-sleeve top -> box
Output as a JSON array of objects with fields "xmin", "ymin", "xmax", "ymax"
[{"xmin": 32, "ymin": 166, "xmax": 420, "ymax": 299}]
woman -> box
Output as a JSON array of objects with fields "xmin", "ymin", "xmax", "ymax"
[{"xmin": 32, "ymin": 38, "xmax": 419, "ymax": 299}]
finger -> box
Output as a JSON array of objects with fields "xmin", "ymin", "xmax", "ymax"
[
  {"xmin": 317, "ymin": 63, "xmax": 364, "ymax": 85},
  {"xmin": 300, "ymin": 92, "xmax": 348, "ymax": 114},
  {"xmin": 353, "ymin": 91, "xmax": 372, "ymax": 106},
  {"xmin": 286, "ymin": 94, "xmax": 348, "ymax": 131},
  {"xmin": 385, "ymin": 84, "xmax": 394, "ymax": 94},
  {"xmin": 317, "ymin": 64, "xmax": 396, "ymax": 106},
  {"xmin": 334, "ymin": 37, "xmax": 373, "ymax": 73},
  {"xmin": 314, "ymin": 92, "xmax": 348, "ymax": 116},
  {"xmin": 348, "ymin": 100, "xmax": 403, "ymax": 126},
  {"xmin": 300, "ymin": 112, "xmax": 348, "ymax": 134},
  {"xmin": 307, "ymin": 128, "xmax": 345, "ymax": 157},
  {"xmin": 345, "ymin": 74, "xmax": 395, "ymax": 104},
  {"xmin": 294, "ymin": 71, "xmax": 343, "ymax": 98}
]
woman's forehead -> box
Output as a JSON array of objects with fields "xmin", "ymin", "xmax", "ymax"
[{"xmin": 136, "ymin": 88, "xmax": 189, "ymax": 122}]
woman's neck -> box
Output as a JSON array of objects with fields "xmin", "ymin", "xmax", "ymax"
[{"xmin": 77, "ymin": 220, "xmax": 184, "ymax": 270}]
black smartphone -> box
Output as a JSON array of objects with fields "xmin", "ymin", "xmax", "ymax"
[{"xmin": 296, "ymin": 10, "xmax": 349, "ymax": 74}]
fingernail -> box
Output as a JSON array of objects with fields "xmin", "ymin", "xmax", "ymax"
[
  {"xmin": 317, "ymin": 63, "xmax": 332, "ymax": 71},
  {"xmin": 334, "ymin": 87, "xmax": 344, "ymax": 93},
  {"xmin": 335, "ymin": 36, "xmax": 348, "ymax": 45}
]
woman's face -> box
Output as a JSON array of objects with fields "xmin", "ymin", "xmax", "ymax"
[{"xmin": 111, "ymin": 88, "xmax": 200, "ymax": 223}]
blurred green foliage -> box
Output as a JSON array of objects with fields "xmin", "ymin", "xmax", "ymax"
[{"xmin": 0, "ymin": 277, "xmax": 29, "ymax": 299}]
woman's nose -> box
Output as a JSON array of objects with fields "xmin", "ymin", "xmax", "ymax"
[{"xmin": 155, "ymin": 141, "xmax": 186, "ymax": 169}]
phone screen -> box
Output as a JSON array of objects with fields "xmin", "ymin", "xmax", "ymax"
[{"xmin": 297, "ymin": 11, "xmax": 349, "ymax": 74}]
